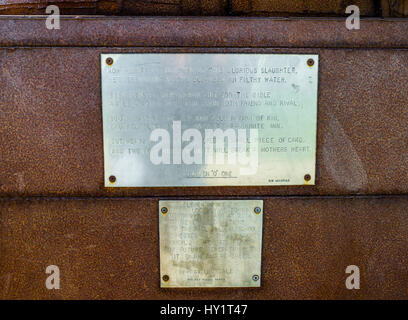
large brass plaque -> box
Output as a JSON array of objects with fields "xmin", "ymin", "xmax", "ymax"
[
  {"xmin": 159, "ymin": 200, "xmax": 263, "ymax": 288},
  {"xmin": 101, "ymin": 54, "xmax": 319, "ymax": 187}
]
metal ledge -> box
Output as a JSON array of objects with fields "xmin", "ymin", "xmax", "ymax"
[{"xmin": 1, "ymin": 16, "xmax": 408, "ymax": 48}]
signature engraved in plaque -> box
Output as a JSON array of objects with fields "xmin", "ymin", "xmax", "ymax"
[
  {"xmin": 159, "ymin": 200, "xmax": 263, "ymax": 288},
  {"xmin": 101, "ymin": 54, "xmax": 319, "ymax": 187}
]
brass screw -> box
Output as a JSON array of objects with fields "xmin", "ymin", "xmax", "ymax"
[
  {"xmin": 254, "ymin": 207, "xmax": 262, "ymax": 214},
  {"xmin": 109, "ymin": 175, "xmax": 116, "ymax": 183},
  {"xmin": 106, "ymin": 57, "xmax": 113, "ymax": 66},
  {"xmin": 304, "ymin": 174, "xmax": 311, "ymax": 182},
  {"xmin": 252, "ymin": 275, "xmax": 260, "ymax": 281},
  {"xmin": 162, "ymin": 275, "xmax": 169, "ymax": 282},
  {"xmin": 307, "ymin": 58, "xmax": 314, "ymax": 67},
  {"xmin": 161, "ymin": 207, "xmax": 168, "ymax": 215}
]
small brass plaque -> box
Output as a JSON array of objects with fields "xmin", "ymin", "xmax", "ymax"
[
  {"xmin": 159, "ymin": 200, "xmax": 263, "ymax": 288},
  {"xmin": 101, "ymin": 53, "xmax": 319, "ymax": 187}
]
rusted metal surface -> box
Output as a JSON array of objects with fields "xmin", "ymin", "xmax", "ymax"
[
  {"xmin": 0, "ymin": 0, "xmax": 122, "ymax": 15},
  {"xmin": 0, "ymin": 0, "xmax": 229, "ymax": 15},
  {"xmin": 1, "ymin": 17, "xmax": 408, "ymax": 48},
  {"xmin": 0, "ymin": 17, "xmax": 406, "ymax": 300},
  {"xmin": 0, "ymin": 0, "xmax": 405, "ymax": 17},
  {"xmin": 382, "ymin": 0, "xmax": 408, "ymax": 17},
  {"xmin": 231, "ymin": 0, "xmax": 377, "ymax": 16},
  {"xmin": 123, "ymin": 0, "xmax": 228, "ymax": 15},
  {"xmin": 0, "ymin": 0, "xmax": 383, "ymax": 16},
  {"xmin": 0, "ymin": 45, "xmax": 407, "ymax": 197},
  {"xmin": 1, "ymin": 196, "xmax": 407, "ymax": 299}
]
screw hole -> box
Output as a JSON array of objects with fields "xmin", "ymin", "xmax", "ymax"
[
  {"xmin": 109, "ymin": 175, "xmax": 116, "ymax": 183},
  {"xmin": 161, "ymin": 207, "xmax": 168, "ymax": 214},
  {"xmin": 307, "ymin": 58, "xmax": 314, "ymax": 67},
  {"xmin": 254, "ymin": 207, "xmax": 261, "ymax": 214},
  {"xmin": 162, "ymin": 275, "xmax": 169, "ymax": 282},
  {"xmin": 252, "ymin": 275, "xmax": 259, "ymax": 281},
  {"xmin": 106, "ymin": 57, "xmax": 113, "ymax": 65},
  {"xmin": 304, "ymin": 174, "xmax": 311, "ymax": 182}
]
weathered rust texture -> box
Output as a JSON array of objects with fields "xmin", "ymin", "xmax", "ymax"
[
  {"xmin": 1, "ymin": 17, "xmax": 408, "ymax": 49},
  {"xmin": 0, "ymin": 0, "xmax": 122, "ymax": 15},
  {"xmin": 0, "ymin": 0, "xmax": 404, "ymax": 18},
  {"xmin": 231, "ymin": 0, "xmax": 377, "ymax": 16},
  {"xmin": 122, "ymin": 0, "xmax": 229, "ymax": 15},
  {"xmin": 122, "ymin": 0, "xmax": 181, "ymax": 15},
  {"xmin": 1, "ymin": 196, "xmax": 407, "ymax": 299},
  {"xmin": 382, "ymin": 0, "xmax": 408, "ymax": 16},
  {"xmin": 0, "ymin": 0, "xmax": 229, "ymax": 15},
  {"xmin": 0, "ymin": 0, "xmax": 383, "ymax": 16},
  {"xmin": 0, "ymin": 16, "xmax": 406, "ymax": 302},
  {"xmin": 0, "ymin": 44, "xmax": 407, "ymax": 198}
]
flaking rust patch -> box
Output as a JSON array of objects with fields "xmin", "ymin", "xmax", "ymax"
[{"xmin": 159, "ymin": 200, "xmax": 263, "ymax": 288}]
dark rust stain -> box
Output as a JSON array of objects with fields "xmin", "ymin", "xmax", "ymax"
[
  {"xmin": 231, "ymin": 0, "xmax": 378, "ymax": 16},
  {"xmin": 382, "ymin": 0, "xmax": 408, "ymax": 17},
  {"xmin": 0, "ymin": 0, "xmax": 123, "ymax": 15},
  {"xmin": 0, "ymin": 0, "xmax": 388, "ymax": 16}
]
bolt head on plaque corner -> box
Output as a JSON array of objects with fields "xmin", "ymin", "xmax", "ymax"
[{"xmin": 159, "ymin": 200, "xmax": 263, "ymax": 288}]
